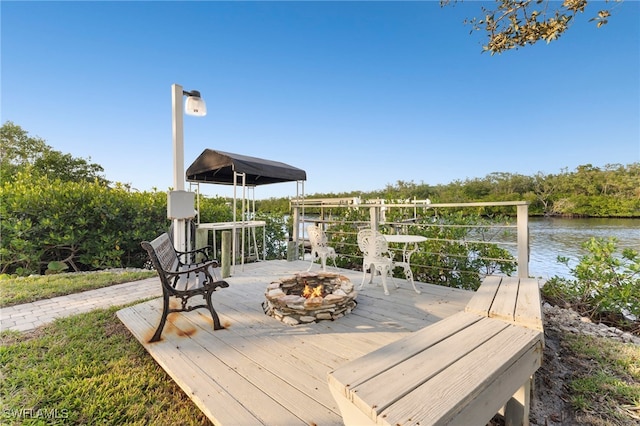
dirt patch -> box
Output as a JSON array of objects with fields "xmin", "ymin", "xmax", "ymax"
[{"xmin": 528, "ymin": 305, "xmax": 640, "ymax": 426}]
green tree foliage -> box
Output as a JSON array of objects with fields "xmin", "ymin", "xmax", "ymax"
[
  {"xmin": 0, "ymin": 174, "xmax": 242, "ymax": 275},
  {"xmin": 0, "ymin": 173, "xmax": 169, "ymax": 275},
  {"xmin": 198, "ymin": 196, "xmax": 234, "ymax": 223},
  {"xmin": 257, "ymin": 212, "xmax": 289, "ymax": 260},
  {"xmin": 385, "ymin": 210, "xmax": 517, "ymax": 290},
  {"xmin": 0, "ymin": 122, "xmax": 238, "ymax": 275},
  {"xmin": 542, "ymin": 237, "xmax": 640, "ymax": 330},
  {"xmin": 255, "ymin": 197, "xmax": 292, "ymax": 214},
  {"xmin": 1, "ymin": 121, "xmax": 107, "ymax": 185},
  {"xmin": 442, "ymin": 0, "xmax": 622, "ymax": 54},
  {"xmin": 326, "ymin": 163, "xmax": 639, "ymax": 218}
]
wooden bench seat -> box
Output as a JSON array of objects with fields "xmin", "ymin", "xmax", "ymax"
[
  {"xmin": 327, "ymin": 276, "xmax": 544, "ymax": 426},
  {"xmin": 465, "ymin": 276, "xmax": 543, "ymax": 332},
  {"xmin": 141, "ymin": 233, "xmax": 229, "ymax": 342}
]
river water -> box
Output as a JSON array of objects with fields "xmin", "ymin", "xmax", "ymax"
[{"xmin": 528, "ymin": 217, "xmax": 640, "ymax": 280}]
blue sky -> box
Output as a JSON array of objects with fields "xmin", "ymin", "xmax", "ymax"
[{"xmin": 2, "ymin": 1, "xmax": 639, "ymax": 200}]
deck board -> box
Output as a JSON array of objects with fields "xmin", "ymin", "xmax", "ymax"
[{"xmin": 117, "ymin": 260, "xmax": 472, "ymax": 426}]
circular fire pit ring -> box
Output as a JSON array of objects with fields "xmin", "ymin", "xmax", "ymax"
[{"xmin": 262, "ymin": 271, "xmax": 357, "ymax": 325}]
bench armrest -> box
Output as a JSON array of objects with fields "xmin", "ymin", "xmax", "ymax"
[
  {"xmin": 175, "ymin": 245, "xmax": 215, "ymax": 263},
  {"xmin": 164, "ymin": 259, "xmax": 220, "ymax": 277}
]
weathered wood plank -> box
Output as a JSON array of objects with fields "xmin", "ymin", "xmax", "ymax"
[
  {"xmin": 172, "ymin": 312, "xmax": 343, "ymax": 424},
  {"xmin": 348, "ymin": 316, "xmax": 510, "ymax": 418},
  {"xmin": 214, "ymin": 288, "xmax": 407, "ymax": 361},
  {"xmin": 464, "ymin": 275, "xmax": 502, "ymax": 317},
  {"xmin": 489, "ymin": 276, "xmax": 520, "ymax": 322},
  {"xmin": 131, "ymin": 300, "xmax": 335, "ymax": 425},
  {"xmin": 515, "ymin": 278, "xmax": 544, "ymax": 331},
  {"xmin": 117, "ymin": 303, "xmax": 272, "ymax": 425},
  {"xmin": 327, "ymin": 312, "xmax": 482, "ymax": 396},
  {"xmin": 378, "ymin": 324, "xmax": 543, "ymax": 426}
]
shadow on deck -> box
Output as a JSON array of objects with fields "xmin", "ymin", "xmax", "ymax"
[{"xmin": 117, "ymin": 259, "xmax": 473, "ymax": 426}]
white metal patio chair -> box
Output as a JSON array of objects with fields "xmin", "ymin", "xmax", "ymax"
[
  {"xmin": 356, "ymin": 229, "xmax": 398, "ymax": 295},
  {"xmin": 307, "ymin": 224, "xmax": 338, "ymax": 271}
]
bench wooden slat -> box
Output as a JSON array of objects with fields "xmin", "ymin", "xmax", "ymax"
[
  {"xmin": 515, "ymin": 278, "xmax": 543, "ymax": 331},
  {"xmin": 327, "ymin": 312, "xmax": 482, "ymax": 396},
  {"xmin": 349, "ymin": 315, "xmax": 510, "ymax": 418},
  {"xmin": 150, "ymin": 233, "xmax": 180, "ymax": 273},
  {"xmin": 465, "ymin": 276, "xmax": 543, "ymax": 331},
  {"xmin": 464, "ymin": 275, "xmax": 502, "ymax": 317},
  {"xmin": 378, "ymin": 324, "xmax": 543, "ymax": 426},
  {"xmin": 489, "ymin": 276, "xmax": 520, "ymax": 323}
]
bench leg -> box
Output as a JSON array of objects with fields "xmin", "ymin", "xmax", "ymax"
[
  {"xmin": 149, "ymin": 294, "xmax": 171, "ymax": 343},
  {"xmin": 502, "ymin": 377, "xmax": 531, "ymax": 426},
  {"xmin": 205, "ymin": 289, "xmax": 225, "ymax": 331},
  {"xmin": 329, "ymin": 386, "xmax": 376, "ymax": 426}
]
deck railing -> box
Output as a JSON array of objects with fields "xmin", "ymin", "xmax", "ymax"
[{"xmin": 290, "ymin": 198, "xmax": 530, "ymax": 285}]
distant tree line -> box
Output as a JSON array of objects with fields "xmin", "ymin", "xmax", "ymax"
[{"xmin": 258, "ymin": 163, "xmax": 640, "ymax": 218}]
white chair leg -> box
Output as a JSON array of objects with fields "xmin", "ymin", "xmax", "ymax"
[
  {"xmin": 359, "ymin": 263, "xmax": 368, "ymax": 290},
  {"xmin": 390, "ymin": 270, "xmax": 400, "ymax": 289},
  {"xmin": 320, "ymin": 253, "xmax": 327, "ymax": 271},
  {"xmin": 378, "ymin": 266, "xmax": 390, "ymax": 295}
]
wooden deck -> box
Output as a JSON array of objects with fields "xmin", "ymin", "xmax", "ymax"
[{"xmin": 117, "ymin": 260, "xmax": 473, "ymax": 426}]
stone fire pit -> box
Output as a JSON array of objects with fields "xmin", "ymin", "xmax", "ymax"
[{"xmin": 262, "ymin": 271, "xmax": 357, "ymax": 325}]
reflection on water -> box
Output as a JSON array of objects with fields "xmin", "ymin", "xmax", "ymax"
[{"xmin": 529, "ymin": 218, "xmax": 640, "ymax": 280}]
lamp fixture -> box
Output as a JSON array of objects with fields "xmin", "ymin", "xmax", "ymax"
[
  {"xmin": 171, "ymin": 83, "xmax": 207, "ymax": 254},
  {"xmin": 184, "ymin": 89, "xmax": 207, "ymax": 116}
]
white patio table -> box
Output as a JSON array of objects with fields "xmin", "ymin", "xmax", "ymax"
[
  {"xmin": 383, "ymin": 234, "xmax": 427, "ymax": 294},
  {"xmin": 383, "ymin": 234, "xmax": 427, "ymax": 264}
]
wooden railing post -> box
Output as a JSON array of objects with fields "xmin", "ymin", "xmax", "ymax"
[
  {"xmin": 221, "ymin": 230, "xmax": 231, "ymax": 278},
  {"xmin": 291, "ymin": 204, "xmax": 303, "ymax": 261},
  {"xmin": 369, "ymin": 205, "xmax": 379, "ymax": 231},
  {"xmin": 517, "ymin": 203, "xmax": 529, "ymax": 278}
]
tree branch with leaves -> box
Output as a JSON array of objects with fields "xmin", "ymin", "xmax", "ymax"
[{"xmin": 442, "ymin": 0, "xmax": 622, "ymax": 54}]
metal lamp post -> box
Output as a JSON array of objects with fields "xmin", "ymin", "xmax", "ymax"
[{"xmin": 169, "ymin": 83, "xmax": 206, "ymax": 254}]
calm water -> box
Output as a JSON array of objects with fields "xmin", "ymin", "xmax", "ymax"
[{"xmin": 528, "ymin": 217, "xmax": 640, "ymax": 280}]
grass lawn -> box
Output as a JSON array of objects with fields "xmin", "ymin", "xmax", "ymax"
[
  {"xmin": 0, "ymin": 305, "xmax": 210, "ymax": 425},
  {"xmin": 564, "ymin": 333, "xmax": 640, "ymax": 423}
]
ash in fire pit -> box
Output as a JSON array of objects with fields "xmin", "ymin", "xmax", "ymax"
[{"xmin": 262, "ymin": 271, "xmax": 357, "ymax": 325}]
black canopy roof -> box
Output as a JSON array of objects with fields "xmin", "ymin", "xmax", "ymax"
[{"xmin": 186, "ymin": 149, "xmax": 307, "ymax": 186}]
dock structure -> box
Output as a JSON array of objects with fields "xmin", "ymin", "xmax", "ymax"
[{"xmin": 117, "ymin": 259, "xmax": 472, "ymax": 426}]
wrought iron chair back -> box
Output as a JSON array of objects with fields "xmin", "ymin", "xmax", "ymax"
[
  {"xmin": 306, "ymin": 224, "xmax": 337, "ymax": 271},
  {"xmin": 356, "ymin": 229, "xmax": 395, "ymax": 295}
]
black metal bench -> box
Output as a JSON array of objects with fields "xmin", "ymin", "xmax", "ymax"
[{"xmin": 141, "ymin": 232, "xmax": 229, "ymax": 342}]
